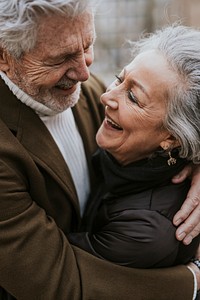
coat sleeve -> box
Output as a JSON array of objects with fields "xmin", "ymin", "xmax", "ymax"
[
  {"xmin": 0, "ymin": 158, "xmax": 195, "ymax": 300},
  {"xmin": 69, "ymin": 208, "xmax": 198, "ymax": 269},
  {"xmin": 69, "ymin": 179, "xmax": 199, "ymax": 269}
]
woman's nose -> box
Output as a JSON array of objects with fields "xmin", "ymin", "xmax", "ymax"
[{"xmin": 100, "ymin": 90, "xmax": 118, "ymax": 110}]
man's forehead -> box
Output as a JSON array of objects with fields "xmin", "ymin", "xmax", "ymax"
[
  {"xmin": 45, "ymin": 33, "xmax": 95, "ymax": 61},
  {"xmin": 38, "ymin": 11, "xmax": 94, "ymax": 32},
  {"xmin": 34, "ymin": 12, "xmax": 95, "ymax": 53}
]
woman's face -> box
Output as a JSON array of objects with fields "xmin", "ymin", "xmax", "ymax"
[{"xmin": 96, "ymin": 50, "xmax": 178, "ymax": 165}]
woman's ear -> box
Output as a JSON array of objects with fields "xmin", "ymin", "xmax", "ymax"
[
  {"xmin": 160, "ymin": 135, "xmax": 180, "ymax": 151},
  {"xmin": 0, "ymin": 47, "xmax": 10, "ymax": 72}
]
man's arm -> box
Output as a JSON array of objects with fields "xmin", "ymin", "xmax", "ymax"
[
  {"xmin": 0, "ymin": 158, "xmax": 195, "ymax": 300},
  {"xmin": 172, "ymin": 164, "xmax": 200, "ymax": 245}
]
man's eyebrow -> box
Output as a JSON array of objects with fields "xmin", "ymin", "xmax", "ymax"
[
  {"xmin": 46, "ymin": 36, "xmax": 96, "ymax": 61},
  {"xmin": 124, "ymin": 67, "xmax": 150, "ymax": 99}
]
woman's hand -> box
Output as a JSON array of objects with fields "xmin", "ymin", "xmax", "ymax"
[{"xmin": 172, "ymin": 164, "xmax": 200, "ymax": 245}]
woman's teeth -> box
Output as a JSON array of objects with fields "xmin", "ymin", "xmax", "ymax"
[{"xmin": 106, "ymin": 116, "xmax": 122, "ymax": 130}]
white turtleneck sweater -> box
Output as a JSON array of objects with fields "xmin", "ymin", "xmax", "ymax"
[{"xmin": 0, "ymin": 71, "xmax": 90, "ymax": 216}]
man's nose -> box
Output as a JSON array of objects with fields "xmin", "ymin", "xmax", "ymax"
[{"xmin": 66, "ymin": 52, "xmax": 93, "ymax": 82}]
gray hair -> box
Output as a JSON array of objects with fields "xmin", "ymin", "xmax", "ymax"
[
  {"xmin": 130, "ymin": 24, "xmax": 200, "ymax": 164},
  {"xmin": 0, "ymin": 0, "xmax": 99, "ymax": 58}
]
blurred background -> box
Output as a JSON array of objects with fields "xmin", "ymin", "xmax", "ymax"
[{"xmin": 91, "ymin": 0, "xmax": 200, "ymax": 85}]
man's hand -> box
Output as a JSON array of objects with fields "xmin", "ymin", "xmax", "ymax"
[{"xmin": 172, "ymin": 164, "xmax": 200, "ymax": 245}]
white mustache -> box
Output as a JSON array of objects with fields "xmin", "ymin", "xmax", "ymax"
[{"xmin": 56, "ymin": 79, "xmax": 78, "ymax": 89}]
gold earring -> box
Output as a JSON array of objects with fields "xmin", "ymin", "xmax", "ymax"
[{"xmin": 167, "ymin": 151, "xmax": 176, "ymax": 166}]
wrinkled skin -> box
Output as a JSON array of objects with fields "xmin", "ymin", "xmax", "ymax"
[{"xmin": 0, "ymin": 11, "xmax": 95, "ymax": 112}]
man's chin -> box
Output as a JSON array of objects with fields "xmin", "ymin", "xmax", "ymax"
[{"xmin": 66, "ymin": 83, "xmax": 81, "ymax": 108}]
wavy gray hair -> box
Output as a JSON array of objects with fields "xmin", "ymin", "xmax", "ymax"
[
  {"xmin": 130, "ymin": 24, "xmax": 200, "ymax": 164},
  {"xmin": 0, "ymin": 0, "xmax": 98, "ymax": 58}
]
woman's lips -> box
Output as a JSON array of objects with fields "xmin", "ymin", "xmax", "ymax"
[{"xmin": 105, "ymin": 114, "xmax": 123, "ymax": 130}]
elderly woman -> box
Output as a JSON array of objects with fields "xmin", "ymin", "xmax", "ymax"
[{"xmin": 69, "ymin": 25, "xmax": 200, "ymax": 271}]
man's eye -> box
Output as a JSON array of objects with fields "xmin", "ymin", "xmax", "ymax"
[
  {"xmin": 84, "ymin": 44, "xmax": 93, "ymax": 53},
  {"xmin": 54, "ymin": 59, "xmax": 66, "ymax": 66},
  {"xmin": 128, "ymin": 90, "xmax": 139, "ymax": 105},
  {"xmin": 45, "ymin": 59, "xmax": 65, "ymax": 67}
]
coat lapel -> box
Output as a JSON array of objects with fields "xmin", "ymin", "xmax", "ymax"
[
  {"xmin": 0, "ymin": 79, "xmax": 79, "ymax": 210},
  {"xmin": 20, "ymin": 106, "xmax": 77, "ymax": 197}
]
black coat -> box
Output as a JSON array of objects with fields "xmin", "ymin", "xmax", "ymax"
[{"xmin": 69, "ymin": 150, "xmax": 199, "ymax": 268}]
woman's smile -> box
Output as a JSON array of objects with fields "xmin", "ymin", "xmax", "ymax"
[
  {"xmin": 96, "ymin": 50, "xmax": 177, "ymax": 165},
  {"xmin": 105, "ymin": 113, "xmax": 123, "ymax": 131}
]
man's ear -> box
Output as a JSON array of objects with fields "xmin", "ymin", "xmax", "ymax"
[
  {"xmin": 0, "ymin": 47, "xmax": 10, "ymax": 72},
  {"xmin": 160, "ymin": 135, "xmax": 180, "ymax": 151}
]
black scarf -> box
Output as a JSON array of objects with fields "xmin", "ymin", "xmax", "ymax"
[{"xmin": 93, "ymin": 149, "xmax": 189, "ymax": 196}]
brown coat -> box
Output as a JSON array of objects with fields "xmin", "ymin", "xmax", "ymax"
[{"xmin": 0, "ymin": 75, "xmax": 195, "ymax": 300}]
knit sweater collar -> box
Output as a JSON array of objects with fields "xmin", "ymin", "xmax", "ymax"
[{"xmin": 0, "ymin": 71, "xmax": 57, "ymax": 116}]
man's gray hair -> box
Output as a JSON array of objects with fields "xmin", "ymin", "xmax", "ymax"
[
  {"xmin": 0, "ymin": 0, "xmax": 98, "ymax": 58},
  {"xmin": 130, "ymin": 24, "xmax": 200, "ymax": 164}
]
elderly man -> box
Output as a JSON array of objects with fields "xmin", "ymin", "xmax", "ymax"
[{"xmin": 0, "ymin": 1, "xmax": 199, "ymax": 299}]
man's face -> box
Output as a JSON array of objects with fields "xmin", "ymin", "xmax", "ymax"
[{"xmin": 3, "ymin": 11, "xmax": 95, "ymax": 112}]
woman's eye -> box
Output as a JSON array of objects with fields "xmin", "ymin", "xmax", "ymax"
[
  {"xmin": 128, "ymin": 90, "xmax": 139, "ymax": 105},
  {"xmin": 115, "ymin": 75, "xmax": 140, "ymax": 107},
  {"xmin": 115, "ymin": 75, "xmax": 123, "ymax": 83}
]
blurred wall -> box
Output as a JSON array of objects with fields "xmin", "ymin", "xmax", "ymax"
[{"xmin": 91, "ymin": 0, "xmax": 200, "ymax": 85}]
